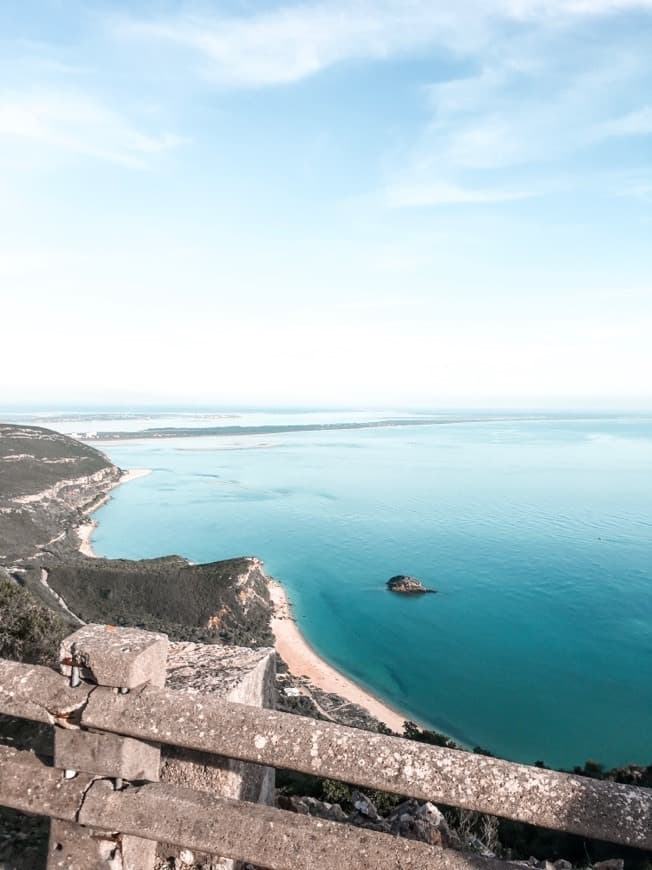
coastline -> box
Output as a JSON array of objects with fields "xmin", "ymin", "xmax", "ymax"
[
  {"xmin": 77, "ymin": 468, "xmax": 151, "ymax": 558},
  {"xmin": 269, "ymin": 578, "xmax": 410, "ymax": 733},
  {"xmin": 73, "ymin": 462, "xmax": 413, "ymax": 734}
]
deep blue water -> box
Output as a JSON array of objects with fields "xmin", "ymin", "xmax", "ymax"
[{"xmin": 86, "ymin": 416, "xmax": 652, "ymax": 769}]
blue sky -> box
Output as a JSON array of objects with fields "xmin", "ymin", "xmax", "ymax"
[{"xmin": 1, "ymin": 0, "xmax": 651, "ymax": 407}]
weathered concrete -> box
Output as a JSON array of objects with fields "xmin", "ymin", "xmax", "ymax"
[
  {"xmin": 0, "ymin": 745, "xmax": 500, "ymax": 870},
  {"xmin": 3, "ymin": 643, "xmax": 652, "ymax": 857},
  {"xmin": 60, "ymin": 624, "xmax": 169, "ymax": 689},
  {"xmin": 49, "ymin": 819, "xmax": 112, "ymax": 870},
  {"xmin": 0, "ymin": 745, "xmax": 94, "ymax": 822},
  {"xmin": 49, "ymin": 819, "xmax": 114, "ymax": 870},
  {"xmin": 0, "ymin": 657, "xmax": 93, "ymax": 725},
  {"xmin": 121, "ymin": 834, "xmax": 158, "ymax": 869},
  {"xmin": 158, "ymin": 641, "xmax": 276, "ymax": 869},
  {"xmin": 48, "ymin": 802, "xmax": 156, "ymax": 868},
  {"xmin": 83, "ymin": 683, "xmax": 652, "ymax": 850},
  {"xmin": 80, "ymin": 778, "xmax": 502, "ymax": 870},
  {"xmin": 54, "ymin": 726, "xmax": 160, "ymax": 781},
  {"xmin": 48, "ymin": 820, "xmax": 158, "ymax": 870},
  {"xmin": 50, "ymin": 625, "xmax": 168, "ymax": 869}
]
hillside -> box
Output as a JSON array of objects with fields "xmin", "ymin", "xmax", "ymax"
[
  {"xmin": 0, "ymin": 424, "xmax": 273, "ymax": 647},
  {"xmin": 0, "ymin": 423, "xmax": 120, "ymax": 565},
  {"xmin": 45, "ymin": 555, "xmax": 272, "ymax": 646}
]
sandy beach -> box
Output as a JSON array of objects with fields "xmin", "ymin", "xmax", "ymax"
[
  {"xmin": 269, "ymin": 578, "xmax": 410, "ymax": 733},
  {"xmin": 77, "ymin": 468, "xmax": 151, "ymax": 557}
]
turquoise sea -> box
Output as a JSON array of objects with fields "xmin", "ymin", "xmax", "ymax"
[{"xmin": 12, "ymin": 409, "xmax": 652, "ymax": 769}]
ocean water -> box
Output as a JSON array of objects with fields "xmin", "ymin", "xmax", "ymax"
[{"xmin": 42, "ymin": 413, "xmax": 652, "ymax": 768}]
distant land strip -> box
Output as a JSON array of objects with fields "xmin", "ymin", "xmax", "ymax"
[{"xmin": 84, "ymin": 417, "xmax": 504, "ymax": 440}]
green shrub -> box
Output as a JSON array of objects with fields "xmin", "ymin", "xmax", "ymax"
[
  {"xmin": 403, "ymin": 720, "xmax": 458, "ymax": 748},
  {"xmin": 0, "ymin": 574, "xmax": 68, "ymax": 664},
  {"xmin": 321, "ymin": 778, "xmax": 352, "ymax": 806}
]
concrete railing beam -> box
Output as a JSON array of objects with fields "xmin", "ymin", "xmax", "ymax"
[
  {"xmin": 0, "ymin": 658, "xmax": 93, "ymax": 726},
  {"xmin": 0, "ymin": 745, "xmax": 95, "ymax": 822},
  {"xmin": 0, "ymin": 745, "xmax": 502, "ymax": 870},
  {"xmin": 83, "ymin": 683, "xmax": 652, "ymax": 850}
]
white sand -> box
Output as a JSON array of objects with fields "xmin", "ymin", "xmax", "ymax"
[
  {"xmin": 77, "ymin": 521, "xmax": 98, "ymax": 558},
  {"xmin": 269, "ymin": 579, "xmax": 409, "ymax": 733}
]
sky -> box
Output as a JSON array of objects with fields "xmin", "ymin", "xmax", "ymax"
[{"xmin": 1, "ymin": 0, "xmax": 651, "ymax": 409}]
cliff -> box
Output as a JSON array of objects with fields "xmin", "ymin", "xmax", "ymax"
[
  {"xmin": 0, "ymin": 423, "xmax": 121, "ymax": 564},
  {"xmin": 0, "ymin": 424, "xmax": 273, "ymax": 648}
]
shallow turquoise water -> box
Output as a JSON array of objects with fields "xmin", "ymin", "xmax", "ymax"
[{"xmin": 89, "ymin": 416, "xmax": 652, "ymax": 769}]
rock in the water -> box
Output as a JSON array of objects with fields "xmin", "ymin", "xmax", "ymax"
[{"xmin": 386, "ymin": 575, "xmax": 436, "ymax": 594}]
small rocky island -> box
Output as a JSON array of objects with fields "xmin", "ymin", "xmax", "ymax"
[{"xmin": 386, "ymin": 575, "xmax": 437, "ymax": 595}]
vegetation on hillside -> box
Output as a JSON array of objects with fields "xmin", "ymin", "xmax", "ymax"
[
  {"xmin": 0, "ymin": 573, "xmax": 69, "ymax": 665},
  {"xmin": 44, "ymin": 556, "xmax": 273, "ymax": 648}
]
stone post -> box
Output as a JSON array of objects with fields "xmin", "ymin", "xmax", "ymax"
[
  {"xmin": 158, "ymin": 642, "xmax": 276, "ymax": 870},
  {"xmin": 47, "ymin": 624, "xmax": 168, "ymax": 870}
]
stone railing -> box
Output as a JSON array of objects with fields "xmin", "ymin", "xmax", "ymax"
[{"xmin": 0, "ymin": 624, "xmax": 650, "ymax": 869}]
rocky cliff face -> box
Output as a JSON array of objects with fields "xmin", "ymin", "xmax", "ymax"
[
  {"xmin": 0, "ymin": 424, "xmax": 121, "ymax": 564},
  {"xmin": 0, "ymin": 424, "xmax": 273, "ymax": 647}
]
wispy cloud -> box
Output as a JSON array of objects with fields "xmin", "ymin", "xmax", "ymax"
[
  {"xmin": 109, "ymin": 0, "xmax": 652, "ymax": 204},
  {"xmin": 113, "ymin": 3, "xmax": 478, "ymax": 87},
  {"xmin": 113, "ymin": 0, "xmax": 652, "ymax": 87},
  {"xmin": 594, "ymin": 106, "xmax": 652, "ymax": 139},
  {"xmin": 0, "ymin": 90, "xmax": 186, "ymax": 167},
  {"xmin": 386, "ymin": 181, "xmax": 535, "ymax": 207},
  {"xmin": 384, "ymin": 11, "xmax": 652, "ymax": 205}
]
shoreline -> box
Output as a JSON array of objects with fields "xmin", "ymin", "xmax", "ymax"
[
  {"xmin": 77, "ymin": 468, "xmax": 152, "ymax": 558},
  {"xmin": 269, "ymin": 578, "xmax": 411, "ymax": 733},
  {"xmin": 73, "ymin": 463, "xmax": 415, "ymax": 734}
]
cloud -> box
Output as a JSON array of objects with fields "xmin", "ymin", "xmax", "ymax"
[
  {"xmin": 386, "ymin": 181, "xmax": 535, "ymax": 206},
  {"xmin": 0, "ymin": 90, "xmax": 186, "ymax": 167},
  {"xmin": 594, "ymin": 106, "xmax": 652, "ymax": 139},
  {"xmin": 382, "ymin": 9, "xmax": 652, "ymax": 206},
  {"xmin": 109, "ymin": 0, "xmax": 652, "ymax": 204},
  {"xmin": 114, "ymin": 3, "xmax": 480, "ymax": 87},
  {"xmin": 419, "ymin": 43, "xmax": 649, "ymax": 171},
  {"xmin": 113, "ymin": 0, "xmax": 652, "ymax": 87}
]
